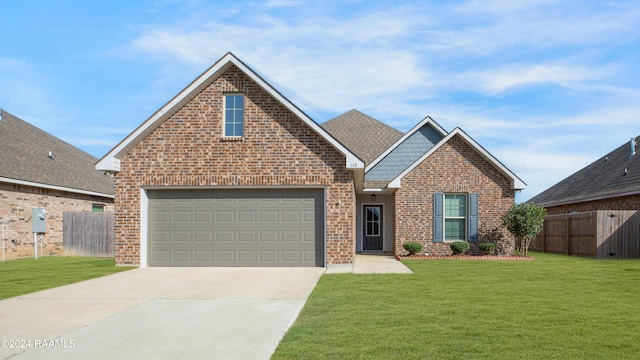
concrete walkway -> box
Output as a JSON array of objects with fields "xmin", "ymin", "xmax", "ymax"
[
  {"xmin": 0, "ymin": 267, "xmax": 324, "ymax": 360},
  {"xmin": 326, "ymin": 255, "xmax": 413, "ymax": 274}
]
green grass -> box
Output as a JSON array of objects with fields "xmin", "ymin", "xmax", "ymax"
[
  {"xmin": 273, "ymin": 252, "xmax": 640, "ymax": 359},
  {"xmin": 0, "ymin": 256, "xmax": 134, "ymax": 300}
]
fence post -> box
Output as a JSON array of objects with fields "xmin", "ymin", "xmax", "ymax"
[
  {"xmin": 566, "ymin": 215, "xmax": 571, "ymax": 255},
  {"xmin": 543, "ymin": 218, "xmax": 547, "ymax": 253},
  {"xmin": 593, "ymin": 212, "xmax": 598, "ymax": 258}
]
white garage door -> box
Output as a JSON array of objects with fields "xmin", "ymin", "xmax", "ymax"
[{"xmin": 148, "ymin": 188, "xmax": 324, "ymax": 267}]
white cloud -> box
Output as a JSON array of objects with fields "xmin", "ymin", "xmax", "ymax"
[
  {"xmin": 264, "ymin": 0, "xmax": 302, "ymax": 8},
  {"xmin": 116, "ymin": 0, "xmax": 640, "ymax": 202},
  {"xmin": 461, "ymin": 63, "xmax": 611, "ymax": 96},
  {"xmin": 429, "ymin": 0, "xmax": 640, "ymax": 56}
]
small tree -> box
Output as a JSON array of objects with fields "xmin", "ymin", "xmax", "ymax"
[{"xmin": 501, "ymin": 203, "xmax": 546, "ymax": 256}]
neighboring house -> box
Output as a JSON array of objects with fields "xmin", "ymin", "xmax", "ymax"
[
  {"xmin": 0, "ymin": 110, "xmax": 114, "ymax": 259},
  {"xmin": 529, "ymin": 136, "xmax": 640, "ymax": 214},
  {"xmin": 96, "ymin": 52, "xmax": 525, "ymax": 268}
]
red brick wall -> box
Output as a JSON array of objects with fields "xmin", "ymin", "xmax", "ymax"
[
  {"xmin": 0, "ymin": 182, "xmax": 113, "ymax": 259},
  {"xmin": 114, "ymin": 65, "xmax": 355, "ymax": 265},
  {"xmin": 544, "ymin": 194, "xmax": 640, "ymax": 215},
  {"xmin": 394, "ymin": 135, "xmax": 516, "ymax": 256}
]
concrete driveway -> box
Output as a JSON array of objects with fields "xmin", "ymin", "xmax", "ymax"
[{"xmin": 0, "ymin": 267, "xmax": 324, "ymax": 360}]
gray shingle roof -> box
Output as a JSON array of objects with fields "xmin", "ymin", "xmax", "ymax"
[
  {"xmin": 529, "ymin": 136, "xmax": 640, "ymax": 207},
  {"xmin": 0, "ymin": 110, "xmax": 113, "ymax": 196},
  {"xmin": 321, "ymin": 109, "xmax": 403, "ymax": 165}
]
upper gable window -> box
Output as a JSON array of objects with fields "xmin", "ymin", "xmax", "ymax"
[{"xmin": 224, "ymin": 94, "xmax": 244, "ymax": 137}]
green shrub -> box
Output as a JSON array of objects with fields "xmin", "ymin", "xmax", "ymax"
[
  {"xmin": 449, "ymin": 241, "xmax": 469, "ymax": 255},
  {"xmin": 403, "ymin": 242, "xmax": 423, "ymax": 255},
  {"xmin": 479, "ymin": 242, "xmax": 496, "ymax": 255}
]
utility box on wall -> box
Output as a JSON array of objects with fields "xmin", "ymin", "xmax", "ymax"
[{"xmin": 32, "ymin": 208, "xmax": 46, "ymax": 233}]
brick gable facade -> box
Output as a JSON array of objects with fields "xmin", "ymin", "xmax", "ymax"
[
  {"xmin": 394, "ymin": 135, "xmax": 515, "ymax": 256},
  {"xmin": 114, "ymin": 65, "xmax": 355, "ymax": 265}
]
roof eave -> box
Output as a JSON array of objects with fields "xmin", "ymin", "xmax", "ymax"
[
  {"xmin": 533, "ymin": 189, "xmax": 640, "ymax": 208},
  {"xmin": 0, "ymin": 176, "xmax": 114, "ymax": 198}
]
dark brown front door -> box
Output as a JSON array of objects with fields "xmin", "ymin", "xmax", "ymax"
[{"xmin": 363, "ymin": 205, "xmax": 383, "ymax": 251}]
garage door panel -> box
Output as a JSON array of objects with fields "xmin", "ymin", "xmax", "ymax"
[
  {"xmin": 194, "ymin": 231, "xmax": 213, "ymax": 242},
  {"xmin": 148, "ymin": 188, "xmax": 324, "ymax": 267},
  {"xmin": 151, "ymin": 250, "xmax": 170, "ymax": 262},
  {"xmin": 173, "ymin": 212, "xmax": 191, "ymax": 222},
  {"xmin": 194, "ymin": 211, "xmax": 213, "ymax": 222},
  {"xmin": 282, "ymin": 211, "xmax": 300, "ymax": 222},
  {"xmin": 260, "ymin": 251, "xmax": 278, "ymax": 262},
  {"xmin": 237, "ymin": 251, "xmax": 257, "ymax": 262},
  {"xmin": 304, "ymin": 251, "xmax": 316, "ymax": 262},
  {"xmin": 151, "ymin": 231, "xmax": 170, "ymax": 242},
  {"xmin": 173, "ymin": 251, "xmax": 191, "ymax": 262},
  {"xmin": 237, "ymin": 211, "xmax": 256, "ymax": 222},
  {"xmin": 303, "ymin": 211, "xmax": 316, "ymax": 222},
  {"xmin": 237, "ymin": 231, "xmax": 256, "ymax": 242},
  {"xmin": 259, "ymin": 231, "xmax": 278, "ymax": 242},
  {"xmin": 281, "ymin": 231, "xmax": 301, "ymax": 242},
  {"xmin": 172, "ymin": 232, "xmax": 190, "ymax": 242},
  {"xmin": 216, "ymin": 211, "xmax": 234, "ymax": 222},
  {"xmin": 215, "ymin": 231, "xmax": 234, "ymax": 242},
  {"xmin": 151, "ymin": 211, "xmax": 170, "ymax": 222},
  {"xmin": 282, "ymin": 251, "xmax": 301, "ymax": 263},
  {"xmin": 194, "ymin": 251, "xmax": 213, "ymax": 262},
  {"xmin": 216, "ymin": 251, "xmax": 234, "ymax": 262}
]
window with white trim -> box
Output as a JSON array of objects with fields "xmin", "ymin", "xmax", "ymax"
[
  {"xmin": 433, "ymin": 192, "xmax": 479, "ymax": 243},
  {"xmin": 444, "ymin": 194, "xmax": 466, "ymax": 241},
  {"xmin": 224, "ymin": 94, "xmax": 244, "ymax": 137}
]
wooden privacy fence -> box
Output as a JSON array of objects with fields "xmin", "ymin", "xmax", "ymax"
[
  {"xmin": 63, "ymin": 211, "xmax": 114, "ymax": 257},
  {"xmin": 531, "ymin": 210, "xmax": 640, "ymax": 259}
]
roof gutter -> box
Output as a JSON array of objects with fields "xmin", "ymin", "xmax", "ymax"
[
  {"xmin": 534, "ymin": 190, "xmax": 640, "ymax": 208},
  {"xmin": 0, "ymin": 176, "xmax": 114, "ymax": 199}
]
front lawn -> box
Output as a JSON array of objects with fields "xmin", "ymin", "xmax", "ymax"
[
  {"xmin": 0, "ymin": 257, "xmax": 134, "ymax": 300},
  {"xmin": 273, "ymin": 252, "xmax": 640, "ymax": 359}
]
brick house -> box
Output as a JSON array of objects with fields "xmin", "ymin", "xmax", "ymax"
[
  {"xmin": 96, "ymin": 52, "xmax": 525, "ymax": 268},
  {"xmin": 529, "ymin": 136, "xmax": 640, "ymax": 214},
  {"xmin": 0, "ymin": 110, "xmax": 114, "ymax": 259}
]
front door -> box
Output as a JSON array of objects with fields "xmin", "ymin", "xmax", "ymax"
[{"xmin": 363, "ymin": 205, "xmax": 383, "ymax": 251}]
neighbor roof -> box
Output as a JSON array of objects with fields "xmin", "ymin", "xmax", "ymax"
[
  {"xmin": 322, "ymin": 109, "xmax": 403, "ymax": 165},
  {"xmin": 529, "ymin": 136, "xmax": 640, "ymax": 207},
  {"xmin": 96, "ymin": 52, "xmax": 364, "ymax": 172},
  {"xmin": 0, "ymin": 110, "xmax": 113, "ymax": 197}
]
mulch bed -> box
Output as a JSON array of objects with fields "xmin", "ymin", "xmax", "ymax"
[{"xmin": 397, "ymin": 255, "xmax": 534, "ymax": 261}]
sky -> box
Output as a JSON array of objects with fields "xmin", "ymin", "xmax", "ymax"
[{"xmin": 1, "ymin": 0, "xmax": 640, "ymax": 202}]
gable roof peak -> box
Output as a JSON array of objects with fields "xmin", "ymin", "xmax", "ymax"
[
  {"xmin": 386, "ymin": 127, "xmax": 526, "ymax": 190},
  {"xmin": 365, "ymin": 115, "xmax": 448, "ymax": 172},
  {"xmin": 96, "ymin": 53, "xmax": 364, "ymax": 172}
]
